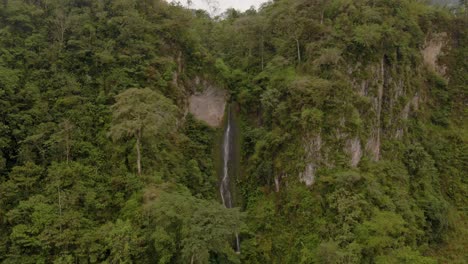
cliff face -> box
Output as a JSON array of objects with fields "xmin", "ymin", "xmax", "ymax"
[
  {"xmin": 207, "ymin": 1, "xmax": 466, "ymax": 262},
  {"xmin": 188, "ymin": 80, "xmax": 227, "ymax": 127},
  {"xmin": 298, "ymin": 32, "xmax": 449, "ymax": 186},
  {"xmin": 422, "ymin": 32, "xmax": 448, "ymax": 75}
]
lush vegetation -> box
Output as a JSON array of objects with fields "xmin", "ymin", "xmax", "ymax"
[{"xmin": 0, "ymin": 0, "xmax": 466, "ymax": 263}]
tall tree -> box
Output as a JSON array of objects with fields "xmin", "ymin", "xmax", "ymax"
[{"xmin": 109, "ymin": 88, "xmax": 178, "ymax": 175}]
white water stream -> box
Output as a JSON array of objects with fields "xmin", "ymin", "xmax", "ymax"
[{"xmin": 220, "ymin": 107, "xmax": 240, "ymax": 253}]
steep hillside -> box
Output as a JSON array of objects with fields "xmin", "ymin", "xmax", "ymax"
[
  {"xmin": 0, "ymin": 1, "xmax": 241, "ymax": 263},
  {"xmin": 209, "ymin": 0, "xmax": 467, "ymax": 263},
  {"xmin": 0, "ymin": 0, "xmax": 466, "ymax": 263}
]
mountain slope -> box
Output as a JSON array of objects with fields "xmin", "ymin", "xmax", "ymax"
[
  {"xmin": 209, "ymin": 0, "xmax": 467, "ymax": 262},
  {"xmin": 0, "ymin": 0, "xmax": 466, "ymax": 263}
]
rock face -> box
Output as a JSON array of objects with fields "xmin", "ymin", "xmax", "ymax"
[
  {"xmin": 189, "ymin": 85, "xmax": 227, "ymax": 127},
  {"xmin": 294, "ymin": 33, "xmax": 447, "ymax": 187},
  {"xmin": 298, "ymin": 53, "xmax": 418, "ymax": 185},
  {"xmin": 347, "ymin": 137, "xmax": 362, "ymax": 167},
  {"xmin": 300, "ymin": 163, "xmax": 316, "ymax": 187},
  {"xmin": 422, "ymin": 32, "xmax": 447, "ymax": 75},
  {"xmin": 300, "ymin": 134, "xmax": 322, "ymax": 186}
]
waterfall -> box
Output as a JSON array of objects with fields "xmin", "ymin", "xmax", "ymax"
[
  {"xmin": 220, "ymin": 108, "xmax": 232, "ymax": 208},
  {"xmin": 220, "ymin": 105, "xmax": 241, "ymax": 254}
]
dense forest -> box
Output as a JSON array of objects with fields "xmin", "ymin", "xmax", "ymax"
[{"xmin": 0, "ymin": 0, "xmax": 466, "ymax": 263}]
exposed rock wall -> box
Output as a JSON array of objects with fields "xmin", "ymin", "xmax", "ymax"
[
  {"xmin": 347, "ymin": 137, "xmax": 362, "ymax": 167},
  {"xmin": 366, "ymin": 57, "xmax": 386, "ymax": 161},
  {"xmin": 296, "ymin": 33, "xmax": 447, "ymax": 187},
  {"xmin": 298, "ymin": 58, "xmax": 414, "ymax": 185},
  {"xmin": 188, "ymin": 79, "xmax": 227, "ymax": 127},
  {"xmin": 300, "ymin": 134, "xmax": 322, "ymax": 186},
  {"xmin": 422, "ymin": 32, "xmax": 448, "ymax": 75}
]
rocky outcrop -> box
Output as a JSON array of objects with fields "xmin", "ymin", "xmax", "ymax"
[
  {"xmin": 188, "ymin": 79, "xmax": 227, "ymax": 127},
  {"xmin": 295, "ymin": 36, "xmax": 433, "ymax": 185},
  {"xmin": 300, "ymin": 163, "xmax": 316, "ymax": 186},
  {"xmin": 395, "ymin": 93, "xmax": 420, "ymax": 139},
  {"xmin": 422, "ymin": 32, "xmax": 448, "ymax": 75},
  {"xmin": 346, "ymin": 137, "xmax": 362, "ymax": 167},
  {"xmin": 300, "ymin": 134, "xmax": 322, "ymax": 186},
  {"xmin": 364, "ymin": 58, "xmax": 386, "ymax": 161}
]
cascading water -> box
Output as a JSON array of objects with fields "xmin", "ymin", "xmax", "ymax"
[{"xmin": 220, "ymin": 105, "xmax": 241, "ymax": 254}]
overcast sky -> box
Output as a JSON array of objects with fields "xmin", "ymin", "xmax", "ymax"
[{"xmin": 178, "ymin": 0, "xmax": 269, "ymax": 14}]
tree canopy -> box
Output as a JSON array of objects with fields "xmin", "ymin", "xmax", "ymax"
[{"xmin": 0, "ymin": 0, "xmax": 466, "ymax": 263}]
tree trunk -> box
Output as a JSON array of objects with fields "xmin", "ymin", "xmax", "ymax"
[
  {"xmin": 295, "ymin": 38, "xmax": 301, "ymax": 63},
  {"xmin": 274, "ymin": 175, "xmax": 280, "ymax": 192},
  {"xmin": 177, "ymin": 51, "xmax": 183, "ymax": 74},
  {"xmin": 62, "ymin": 119, "xmax": 73, "ymax": 164},
  {"xmin": 261, "ymin": 35, "xmax": 265, "ymax": 70},
  {"xmin": 65, "ymin": 136, "xmax": 70, "ymax": 164},
  {"xmin": 58, "ymin": 184, "xmax": 62, "ymax": 234},
  {"xmin": 136, "ymin": 135, "xmax": 142, "ymax": 176}
]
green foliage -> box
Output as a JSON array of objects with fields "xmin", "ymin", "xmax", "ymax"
[
  {"xmin": 109, "ymin": 88, "xmax": 178, "ymax": 143},
  {"xmin": 0, "ymin": 0, "xmax": 230, "ymax": 262},
  {"xmin": 109, "ymin": 87, "xmax": 178, "ymax": 175},
  {"xmin": 210, "ymin": 1, "xmax": 466, "ymax": 261},
  {"xmin": 181, "ymin": 115, "xmax": 217, "ymax": 198},
  {"xmin": 148, "ymin": 187, "xmax": 243, "ymax": 264},
  {"xmin": 0, "ymin": 0, "xmax": 466, "ymax": 263},
  {"xmin": 375, "ymin": 247, "xmax": 437, "ymax": 264}
]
